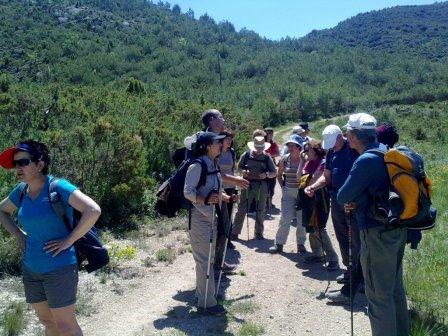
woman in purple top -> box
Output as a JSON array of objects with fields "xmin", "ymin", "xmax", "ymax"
[{"xmin": 0, "ymin": 140, "xmax": 101, "ymax": 336}]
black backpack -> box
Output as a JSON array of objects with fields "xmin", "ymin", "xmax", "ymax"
[
  {"xmin": 18, "ymin": 178, "xmax": 109, "ymax": 273},
  {"xmin": 155, "ymin": 158, "xmax": 217, "ymax": 217}
]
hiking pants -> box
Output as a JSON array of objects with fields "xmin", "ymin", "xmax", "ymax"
[
  {"xmin": 360, "ymin": 225, "xmax": 409, "ymax": 336},
  {"xmin": 274, "ymin": 186, "xmax": 306, "ymax": 246},
  {"xmin": 189, "ymin": 208, "xmax": 218, "ymax": 308},
  {"xmin": 331, "ymin": 199, "xmax": 361, "ymax": 267},
  {"xmin": 309, "ymin": 229, "xmax": 338, "ymax": 263},
  {"xmin": 232, "ymin": 180, "xmax": 268, "ymax": 237}
]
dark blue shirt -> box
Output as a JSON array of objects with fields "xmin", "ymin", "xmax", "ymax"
[
  {"xmin": 325, "ymin": 140, "xmax": 358, "ymax": 195},
  {"xmin": 337, "ymin": 142, "xmax": 390, "ymax": 230}
]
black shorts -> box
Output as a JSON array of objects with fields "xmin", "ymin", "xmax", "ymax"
[{"xmin": 22, "ymin": 264, "xmax": 78, "ymax": 308}]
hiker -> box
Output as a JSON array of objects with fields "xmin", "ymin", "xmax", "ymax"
[
  {"xmin": 376, "ymin": 122, "xmax": 399, "ymax": 149},
  {"xmin": 183, "ymin": 131, "xmax": 236, "ymax": 315},
  {"xmin": 269, "ymin": 134, "xmax": 307, "ymax": 254},
  {"xmin": 215, "ymin": 129, "xmax": 238, "ymax": 273},
  {"xmin": 297, "ymin": 140, "xmax": 339, "ymax": 271},
  {"xmin": 304, "ymin": 125, "xmax": 363, "ymax": 303},
  {"xmin": 231, "ymin": 132, "xmax": 277, "ymax": 240},
  {"xmin": 264, "ymin": 127, "xmax": 280, "ymax": 213},
  {"xmin": 338, "ymin": 113, "xmax": 410, "ymax": 336},
  {"xmin": 183, "ymin": 108, "xmax": 249, "ymax": 190},
  {"xmin": 0, "ymin": 140, "xmax": 101, "ymax": 336},
  {"xmin": 280, "ymin": 126, "xmax": 305, "ymax": 157},
  {"xmin": 299, "ymin": 122, "xmax": 313, "ymax": 142}
]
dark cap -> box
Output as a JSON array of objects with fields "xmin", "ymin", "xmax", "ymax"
[
  {"xmin": 299, "ymin": 122, "xmax": 310, "ymax": 131},
  {"xmin": 264, "ymin": 127, "xmax": 274, "ymax": 133},
  {"xmin": 196, "ymin": 131, "xmax": 225, "ymax": 148},
  {"xmin": 376, "ymin": 122, "xmax": 399, "ymax": 148}
]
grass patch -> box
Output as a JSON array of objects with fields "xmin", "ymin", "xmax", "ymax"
[
  {"xmin": 228, "ymin": 301, "xmax": 260, "ymax": 315},
  {"xmin": 238, "ymin": 269, "xmax": 246, "ymax": 276},
  {"xmin": 410, "ymin": 310, "xmax": 448, "ymax": 336},
  {"xmin": 155, "ymin": 248, "xmax": 177, "ymax": 264},
  {"xmin": 237, "ymin": 321, "xmax": 265, "ymax": 336},
  {"xmin": 1, "ymin": 301, "xmax": 26, "ymax": 336}
]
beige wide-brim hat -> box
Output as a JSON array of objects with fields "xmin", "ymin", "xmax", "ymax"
[{"xmin": 247, "ymin": 136, "xmax": 271, "ymax": 151}]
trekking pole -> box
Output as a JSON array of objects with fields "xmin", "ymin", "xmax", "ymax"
[
  {"xmin": 216, "ymin": 190, "xmax": 238, "ymax": 298},
  {"xmin": 246, "ymin": 184, "xmax": 251, "ymax": 241},
  {"xmin": 348, "ymin": 210, "xmax": 354, "ymax": 336},
  {"xmin": 204, "ymin": 189, "xmax": 218, "ymax": 310}
]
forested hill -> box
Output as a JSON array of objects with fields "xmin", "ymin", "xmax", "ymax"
[
  {"xmin": 299, "ymin": 2, "xmax": 448, "ymax": 61},
  {"xmin": 1, "ymin": 0, "xmax": 448, "ymax": 231}
]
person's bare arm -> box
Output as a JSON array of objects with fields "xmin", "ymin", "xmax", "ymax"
[
  {"xmin": 0, "ymin": 197, "xmax": 26, "ymax": 250},
  {"xmin": 304, "ymin": 169, "xmax": 331, "ymax": 197}
]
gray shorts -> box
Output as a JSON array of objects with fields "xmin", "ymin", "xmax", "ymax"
[{"xmin": 22, "ymin": 264, "xmax": 78, "ymax": 308}]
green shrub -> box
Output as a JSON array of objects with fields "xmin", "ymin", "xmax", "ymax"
[
  {"xmin": 1, "ymin": 301, "xmax": 26, "ymax": 336},
  {"xmin": 237, "ymin": 322, "xmax": 265, "ymax": 336},
  {"xmin": 155, "ymin": 249, "xmax": 177, "ymax": 264}
]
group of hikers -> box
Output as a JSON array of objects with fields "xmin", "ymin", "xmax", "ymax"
[
  {"xmin": 0, "ymin": 107, "xmax": 432, "ymax": 336},
  {"xmin": 181, "ymin": 108, "xmax": 414, "ymax": 336}
]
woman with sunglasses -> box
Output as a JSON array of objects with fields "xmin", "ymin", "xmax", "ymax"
[
  {"xmin": 0, "ymin": 140, "xmax": 101, "ymax": 336},
  {"xmin": 184, "ymin": 132, "xmax": 236, "ymax": 316}
]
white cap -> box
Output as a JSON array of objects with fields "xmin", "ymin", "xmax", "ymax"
[
  {"xmin": 183, "ymin": 134, "xmax": 197, "ymax": 150},
  {"xmin": 292, "ymin": 125, "xmax": 304, "ymax": 134},
  {"xmin": 322, "ymin": 125, "xmax": 342, "ymax": 150},
  {"xmin": 344, "ymin": 113, "xmax": 377, "ymax": 130}
]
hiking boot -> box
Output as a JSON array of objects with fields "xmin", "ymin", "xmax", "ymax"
[
  {"xmin": 221, "ymin": 262, "xmax": 237, "ymax": 274},
  {"xmin": 227, "ymin": 240, "xmax": 236, "ymax": 249},
  {"xmin": 254, "ymin": 234, "xmax": 265, "ymax": 240},
  {"xmin": 336, "ymin": 272, "xmax": 350, "ymax": 284},
  {"xmin": 297, "ymin": 244, "xmax": 308, "ymax": 255},
  {"xmin": 198, "ymin": 304, "xmax": 227, "ymax": 316},
  {"xmin": 230, "ymin": 234, "xmax": 239, "ymax": 241},
  {"xmin": 269, "ymin": 244, "xmax": 283, "ymax": 254},
  {"xmin": 303, "ymin": 255, "xmax": 325, "ymax": 264},
  {"xmin": 325, "ymin": 290, "xmax": 350, "ymax": 304},
  {"xmin": 325, "ymin": 261, "xmax": 340, "ymax": 272}
]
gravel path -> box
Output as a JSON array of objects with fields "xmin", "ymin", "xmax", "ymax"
[{"xmin": 78, "ymin": 126, "xmax": 371, "ymax": 335}]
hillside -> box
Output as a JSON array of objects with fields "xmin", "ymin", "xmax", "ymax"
[
  {"xmin": 299, "ymin": 2, "xmax": 448, "ymax": 60},
  {"xmin": 0, "ymin": 0, "xmax": 448, "ymax": 232}
]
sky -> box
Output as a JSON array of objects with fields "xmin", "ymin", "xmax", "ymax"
[{"xmin": 171, "ymin": 0, "xmax": 438, "ymax": 40}]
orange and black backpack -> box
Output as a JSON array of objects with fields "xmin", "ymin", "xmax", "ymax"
[{"xmin": 368, "ymin": 146, "xmax": 436, "ymax": 230}]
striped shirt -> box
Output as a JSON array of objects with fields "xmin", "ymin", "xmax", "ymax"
[{"xmin": 280, "ymin": 154, "xmax": 300, "ymax": 188}]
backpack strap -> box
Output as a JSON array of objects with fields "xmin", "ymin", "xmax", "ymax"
[
  {"xmin": 17, "ymin": 182, "xmax": 28, "ymax": 207},
  {"xmin": 48, "ymin": 178, "xmax": 73, "ymax": 233}
]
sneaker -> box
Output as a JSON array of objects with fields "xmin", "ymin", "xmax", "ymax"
[
  {"xmin": 303, "ymin": 255, "xmax": 325, "ymax": 264},
  {"xmin": 198, "ymin": 304, "xmax": 227, "ymax": 316},
  {"xmin": 336, "ymin": 272, "xmax": 350, "ymax": 284},
  {"xmin": 325, "ymin": 290, "xmax": 350, "ymax": 304},
  {"xmin": 227, "ymin": 240, "xmax": 236, "ymax": 249},
  {"xmin": 325, "ymin": 261, "xmax": 340, "ymax": 272},
  {"xmin": 297, "ymin": 244, "xmax": 308, "ymax": 255},
  {"xmin": 269, "ymin": 244, "xmax": 283, "ymax": 254}
]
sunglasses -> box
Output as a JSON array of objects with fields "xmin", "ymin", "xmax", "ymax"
[{"xmin": 13, "ymin": 158, "xmax": 34, "ymax": 168}]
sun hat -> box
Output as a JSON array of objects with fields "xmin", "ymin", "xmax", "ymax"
[
  {"xmin": 344, "ymin": 113, "xmax": 377, "ymax": 130},
  {"xmin": 0, "ymin": 143, "xmax": 42, "ymax": 169},
  {"xmin": 285, "ymin": 134, "xmax": 304, "ymax": 148},
  {"xmin": 322, "ymin": 125, "xmax": 342, "ymax": 150},
  {"xmin": 247, "ymin": 136, "xmax": 271, "ymax": 151}
]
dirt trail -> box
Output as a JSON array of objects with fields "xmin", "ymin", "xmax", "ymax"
[{"xmin": 77, "ymin": 127, "xmax": 371, "ymax": 336}]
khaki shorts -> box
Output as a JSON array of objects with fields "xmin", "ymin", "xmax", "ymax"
[{"xmin": 22, "ymin": 264, "xmax": 78, "ymax": 308}]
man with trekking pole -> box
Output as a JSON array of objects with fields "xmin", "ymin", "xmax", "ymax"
[
  {"xmin": 305, "ymin": 125, "xmax": 363, "ymax": 303},
  {"xmin": 337, "ymin": 113, "xmax": 410, "ymax": 336}
]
